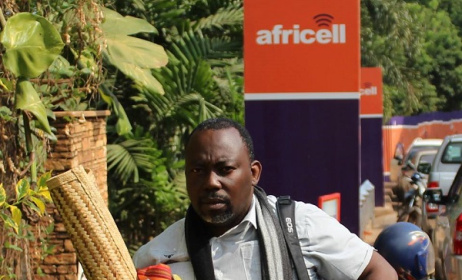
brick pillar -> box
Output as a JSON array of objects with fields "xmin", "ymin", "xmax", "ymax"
[
  {"xmin": 45, "ymin": 110, "xmax": 110, "ymax": 201},
  {"xmin": 39, "ymin": 110, "xmax": 110, "ymax": 280}
]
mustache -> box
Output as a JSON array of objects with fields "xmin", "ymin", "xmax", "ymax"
[{"xmin": 199, "ymin": 192, "xmax": 230, "ymax": 203}]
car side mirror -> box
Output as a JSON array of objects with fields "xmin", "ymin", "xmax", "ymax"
[
  {"xmin": 417, "ymin": 162, "xmax": 431, "ymax": 174},
  {"xmin": 423, "ymin": 189, "xmax": 445, "ymax": 204}
]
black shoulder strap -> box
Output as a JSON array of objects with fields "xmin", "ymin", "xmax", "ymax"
[{"xmin": 276, "ymin": 196, "xmax": 311, "ymax": 280}]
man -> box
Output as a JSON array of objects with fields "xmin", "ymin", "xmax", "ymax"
[{"xmin": 133, "ymin": 118, "xmax": 397, "ymax": 280}]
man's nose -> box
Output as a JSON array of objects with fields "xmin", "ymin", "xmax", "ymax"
[{"xmin": 205, "ymin": 171, "xmax": 221, "ymax": 189}]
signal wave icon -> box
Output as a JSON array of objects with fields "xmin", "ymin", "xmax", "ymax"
[
  {"xmin": 363, "ymin": 82, "xmax": 372, "ymax": 88},
  {"xmin": 313, "ymin": 14, "xmax": 334, "ymax": 27}
]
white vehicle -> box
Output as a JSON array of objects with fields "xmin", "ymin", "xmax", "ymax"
[
  {"xmin": 427, "ymin": 134, "xmax": 462, "ymax": 195},
  {"xmin": 390, "ymin": 138, "xmax": 443, "ymax": 183},
  {"xmin": 424, "ymin": 164, "xmax": 462, "ymax": 280},
  {"xmin": 425, "ymin": 134, "xmax": 462, "ymax": 221}
]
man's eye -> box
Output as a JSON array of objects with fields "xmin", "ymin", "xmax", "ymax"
[
  {"xmin": 221, "ymin": 166, "xmax": 234, "ymax": 173},
  {"xmin": 191, "ymin": 168, "xmax": 202, "ymax": 173}
]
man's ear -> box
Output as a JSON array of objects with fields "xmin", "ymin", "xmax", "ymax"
[{"xmin": 250, "ymin": 160, "xmax": 262, "ymax": 186}]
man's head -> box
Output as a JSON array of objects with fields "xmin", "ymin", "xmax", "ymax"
[
  {"xmin": 185, "ymin": 118, "xmax": 262, "ymax": 236},
  {"xmin": 186, "ymin": 118, "xmax": 255, "ymax": 161}
]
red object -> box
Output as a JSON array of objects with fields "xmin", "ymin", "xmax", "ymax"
[
  {"xmin": 360, "ymin": 67, "xmax": 383, "ymax": 116},
  {"xmin": 137, "ymin": 264, "xmax": 174, "ymax": 280},
  {"xmin": 453, "ymin": 214, "xmax": 462, "ymax": 255},
  {"xmin": 426, "ymin": 203, "xmax": 439, "ymax": 213},
  {"xmin": 318, "ymin": 192, "xmax": 341, "ymax": 221},
  {"xmin": 427, "ymin": 181, "xmax": 439, "ymax": 189},
  {"xmin": 426, "ymin": 181, "xmax": 440, "ymax": 213}
]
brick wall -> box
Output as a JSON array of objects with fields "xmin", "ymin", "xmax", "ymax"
[{"xmin": 39, "ymin": 110, "xmax": 110, "ymax": 280}]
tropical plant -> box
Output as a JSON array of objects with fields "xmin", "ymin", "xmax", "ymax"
[
  {"xmin": 99, "ymin": 7, "xmax": 168, "ymax": 134},
  {"xmin": 0, "ymin": 0, "xmax": 169, "ymax": 276},
  {"xmin": 107, "ymin": 125, "xmax": 189, "ymax": 250},
  {"xmin": 0, "ymin": 11, "xmax": 64, "ymax": 279},
  {"xmin": 113, "ymin": 0, "xmax": 243, "ymax": 141},
  {"xmin": 0, "ymin": 172, "xmax": 54, "ymax": 279},
  {"xmin": 1, "ymin": 12, "xmax": 64, "ymax": 182}
]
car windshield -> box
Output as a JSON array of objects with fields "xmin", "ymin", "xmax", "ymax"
[
  {"xmin": 419, "ymin": 154, "xmax": 436, "ymax": 165},
  {"xmin": 441, "ymin": 142, "xmax": 462, "ymax": 163},
  {"xmin": 405, "ymin": 146, "xmax": 439, "ymax": 162}
]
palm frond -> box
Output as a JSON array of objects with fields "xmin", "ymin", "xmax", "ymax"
[
  {"xmin": 193, "ymin": 6, "xmax": 243, "ymax": 32},
  {"xmin": 169, "ymin": 30, "xmax": 241, "ymax": 63},
  {"xmin": 107, "ymin": 137, "xmax": 164, "ymax": 184}
]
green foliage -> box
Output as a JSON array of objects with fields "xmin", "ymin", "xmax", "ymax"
[
  {"xmin": 131, "ymin": 0, "xmax": 244, "ymax": 135},
  {"xmin": 432, "ymin": 0, "xmax": 462, "ymax": 35},
  {"xmin": 1, "ymin": 1, "xmax": 169, "ymax": 137},
  {"xmin": 0, "ymin": 13, "xmax": 64, "ymax": 135},
  {"xmin": 101, "ymin": 8, "xmax": 158, "ymax": 35},
  {"xmin": 107, "ymin": 126, "xmax": 189, "ymax": 248},
  {"xmin": 111, "ymin": 0, "xmax": 244, "ymax": 161},
  {"xmin": 0, "ymin": 11, "xmax": 63, "ymax": 189},
  {"xmin": 107, "ymin": 127, "xmax": 166, "ymax": 184},
  {"xmin": 0, "ymin": 13, "xmax": 65, "ymax": 79},
  {"xmin": 15, "ymin": 79, "xmax": 54, "ymax": 135},
  {"xmin": 0, "ymin": 0, "xmax": 169, "ymax": 276},
  {"xmin": 101, "ymin": 8, "xmax": 168, "ymax": 96},
  {"xmin": 0, "ymin": 172, "xmax": 54, "ymax": 279},
  {"xmin": 418, "ymin": 4, "xmax": 462, "ymax": 111},
  {"xmin": 361, "ymin": 0, "xmax": 462, "ymax": 120},
  {"xmin": 0, "ymin": 172, "xmax": 53, "ymax": 232}
]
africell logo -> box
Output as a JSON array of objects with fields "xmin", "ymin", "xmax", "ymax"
[
  {"xmin": 256, "ymin": 14, "xmax": 346, "ymax": 45},
  {"xmin": 360, "ymin": 82, "xmax": 378, "ymax": 96}
]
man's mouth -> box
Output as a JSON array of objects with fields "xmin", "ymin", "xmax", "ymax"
[
  {"xmin": 201, "ymin": 197, "xmax": 228, "ymax": 210},
  {"xmin": 205, "ymin": 202, "xmax": 226, "ymax": 210}
]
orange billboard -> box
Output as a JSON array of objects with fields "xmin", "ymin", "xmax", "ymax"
[
  {"xmin": 360, "ymin": 67, "xmax": 383, "ymax": 116},
  {"xmin": 244, "ymin": 0, "xmax": 360, "ymax": 94}
]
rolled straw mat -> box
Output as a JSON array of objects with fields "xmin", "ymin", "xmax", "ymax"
[{"xmin": 47, "ymin": 165, "xmax": 137, "ymax": 280}]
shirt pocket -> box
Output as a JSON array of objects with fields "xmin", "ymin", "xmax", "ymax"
[{"xmin": 240, "ymin": 241, "xmax": 261, "ymax": 279}]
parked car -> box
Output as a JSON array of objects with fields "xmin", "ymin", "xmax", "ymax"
[
  {"xmin": 426, "ymin": 134, "xmax": 462, "ymax": 219},
  {"xmin": 390, "ymin": 138, "xmax": 443, "ymax": 183},
  {"xmin": 427, "ymin": 134, "xmax": 462, "ymax": 195},
  {"xmin": 424, "ymin": 164, "xmax": 462, "ymax": 280}
]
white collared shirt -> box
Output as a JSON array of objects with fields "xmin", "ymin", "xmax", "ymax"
[
  {"xmin": 133, "ymin": 195, "xmax": 373, "ymax": 280},
  {"xmin": 208, "ymin": 198, "xmax": 260, "ymax": 279}
]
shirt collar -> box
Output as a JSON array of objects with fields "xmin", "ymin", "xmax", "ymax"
[
  {"xmin": 243, "ymin": 194, "xmax": 258, "ymax": 229},
  {"xmin": 216, "ymin": 195, "xmax": 258, "ymax": 239}
]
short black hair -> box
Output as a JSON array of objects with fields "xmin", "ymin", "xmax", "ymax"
[{"xmin": 186, "ymin": 118, "xmax": 255, "ymax": 161}]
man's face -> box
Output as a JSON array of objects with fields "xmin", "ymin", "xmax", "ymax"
[{"xmin": 185, "ymin": 127, "xmax": 261, "ymax": 235}]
